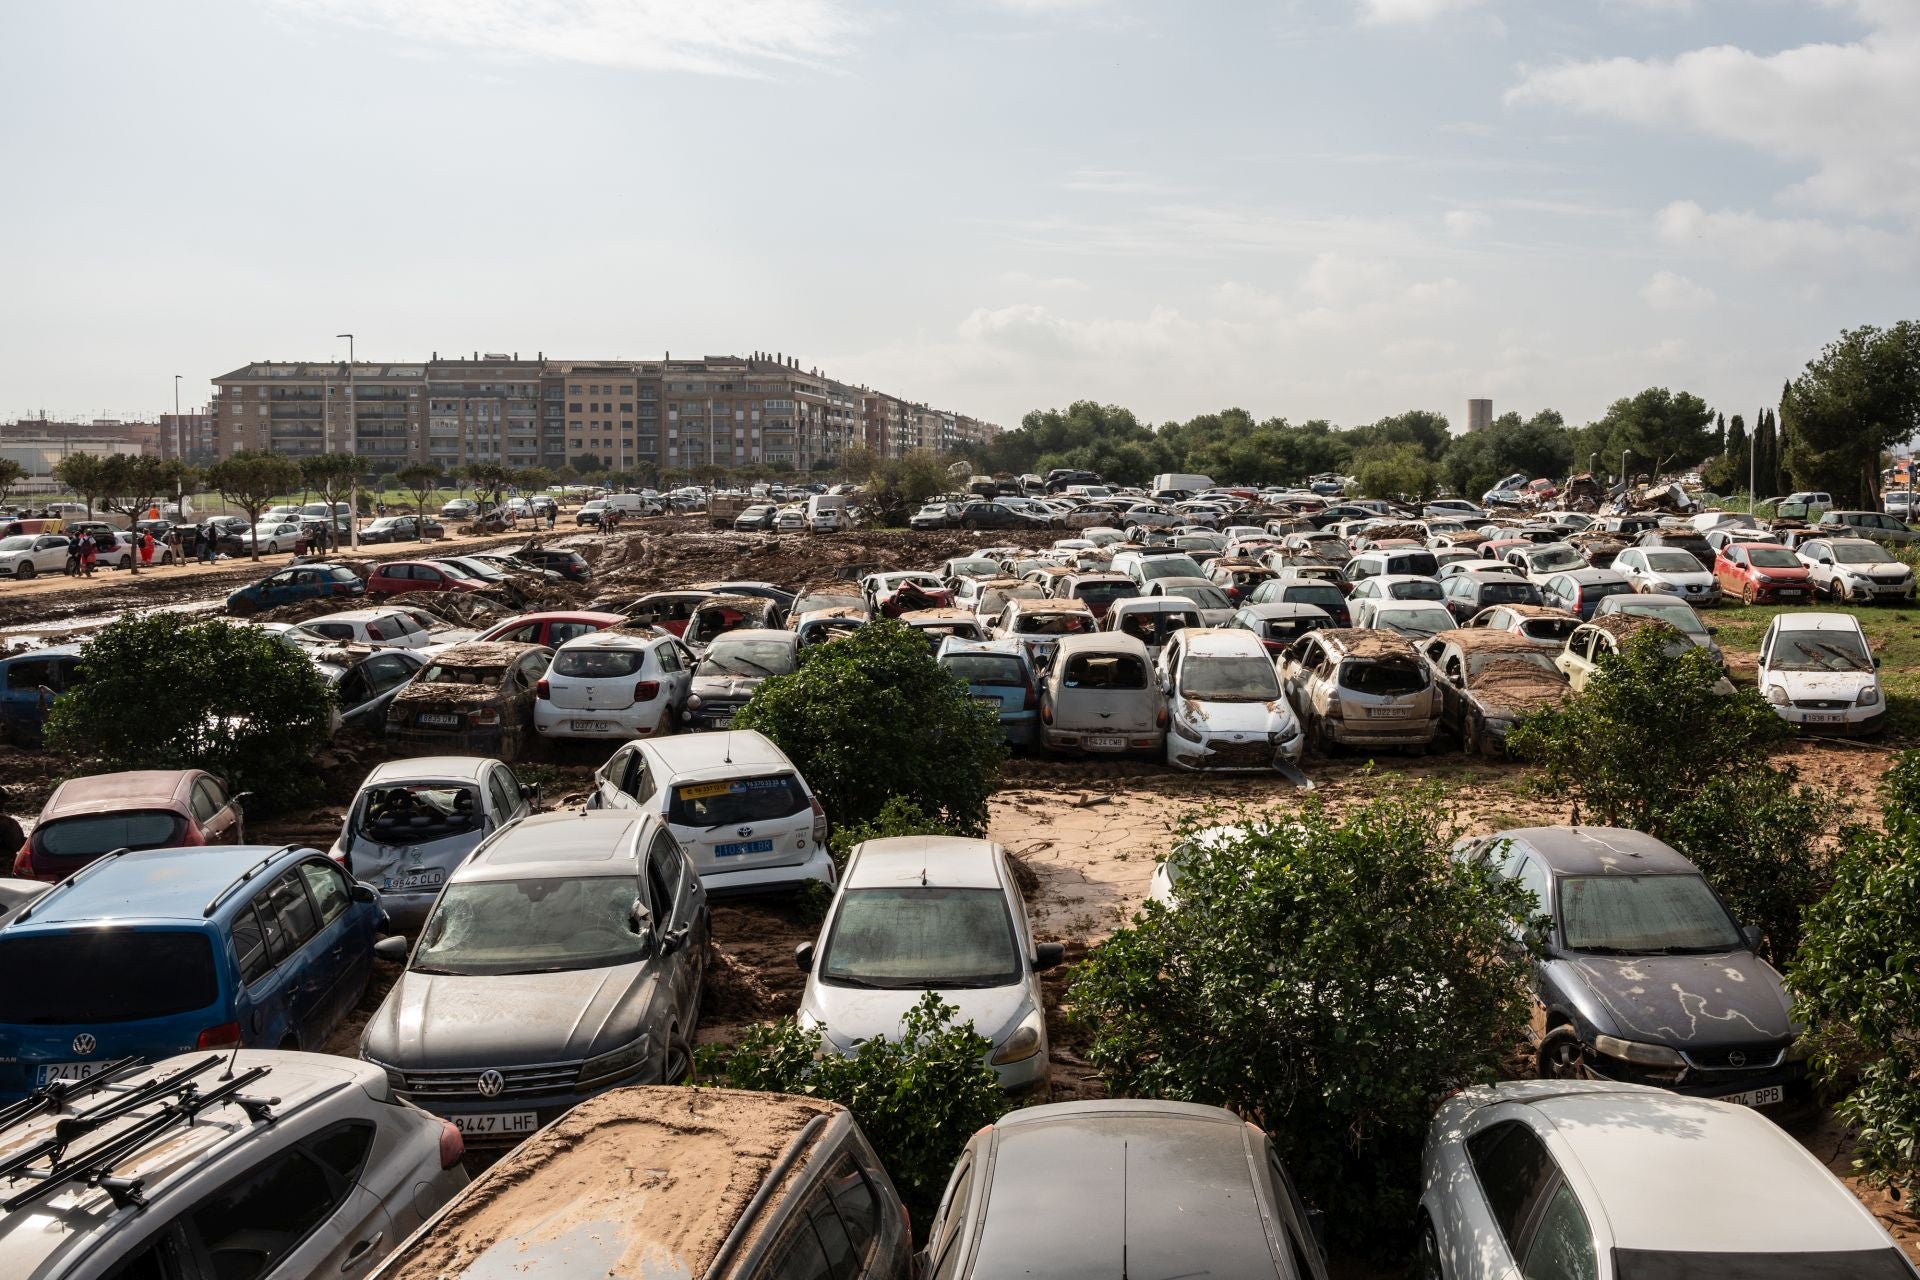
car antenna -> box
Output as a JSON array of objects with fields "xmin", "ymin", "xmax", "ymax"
[
  {"xmin": 1121, "ymin": 1138, "xmax": 1130, "ymax": 1280},
  {"xmin": 221, "ymin": 1042, "xmax": 242, "ymax": 1081},
  {"xmin": 724, "ymin": 732, "xmax": 733, "ymax": 766}
]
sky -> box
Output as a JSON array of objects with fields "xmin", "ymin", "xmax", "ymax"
[{"xmin": 2, "ymin": 0, "xmax": 1916, "ymax": 436}]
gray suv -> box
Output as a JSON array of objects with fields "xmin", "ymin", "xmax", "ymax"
[
  {"xmin": 358, "ymin": 809, "xmax": 709, "ymax": 1146},
  {"xmin": 0, "ymin": 1050, "xmax": 468, "ymax": 1280}
]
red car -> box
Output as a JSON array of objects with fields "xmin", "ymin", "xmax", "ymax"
[
  {"xmin": 365, "ymin": 560, "xmax": 489, "ymax": 597},
  {"xmin": 619, "ymin": 590, "xmax": 717, "ymax": 637},
  {"xmin": 14, "ymin": 769, "xmax": 244, "ymax": 881},
  {"xmin": 1714, "ymin": 542, "xmax": 1816, "ymax": 607},
  {"xmin": 475, "ymin": 610, "xmax": 627, "ymax": 648}
]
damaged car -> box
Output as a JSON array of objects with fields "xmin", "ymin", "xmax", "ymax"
[
  {"xmin": 684, "ymin": 628, "xmax": 802, "ymax": 731},
  {"xmin": 384, "ymin": 641, "xmax": 553, "ymax": 757},
  {"xmin": 1278, "ymin": 628, "xmax": 1440, "ymax": 755},
  {"xmin": 1756, "ymin": 611, "xmax": 1885, "ymax": 736},
  {"xmin": 683, "ymin": 594, "xmax": 786, "ymax": 652},
  {"xmin": 1419, "ymin": 630, "xmax": 1571, "ymax": 755},
  {"xmin": 1038, "ymin": 632, "xmax": 1165, "ymax": 756},
  {"xmin": 1158, "ymin": 628, "xmax": 1303, "ymax": 771}
]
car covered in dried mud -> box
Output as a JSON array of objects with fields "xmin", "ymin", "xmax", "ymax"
[
  {"xmin": 685, "ymin": 628, "xmax": 802, "ymax": 731},
  {"xmin": 1157, "ymin": 628, "xmax": 1302, "ymax": 771},
  {"xmin": 1418, "ymin": 630, "xmax": 1571, "ymax": 755},
  {"xmin": 1038, "ymin": 632, "xmax": 1165, "ymax": 756},
  {"xmin": 684, "ymin": 594, "xmax": 787, "ymax": 652},
  {"xmin": 1277, "ymin": 628, "xmax": 1439, "ymax": 754},
  {"xmin": 383, "ymin": 641, "xmax": 552, "ymax": 757}
]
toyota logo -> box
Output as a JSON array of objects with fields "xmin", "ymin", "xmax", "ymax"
[
  {"xmin": 71, "ymin": 1034, "xmax": 96, "ymax": 1056},
  {"xmin": 736, "ymin": 827, "xmax": 753, "ymax": 839},
  {"xmin": 476, "ymin": 1069, "xmax": 505, "ymax": 1099},
  {"xmin": 1726, "ymin": 1050, "xmax": 1747, "ymax": 1068}
]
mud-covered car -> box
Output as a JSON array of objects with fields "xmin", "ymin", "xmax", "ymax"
[
  {"xmin": 1038, "ymin": 632, "xmax": 1164, "ymax": 756},
  {"xmin": 900, "ymin": 607, "xmax": 989, "ymax": 651},
  {"xmin": 685, "ymin": 628, "xmax": 802, "ymax": 730},
  {"xmin": 995, "ymin": 598, "xmax": 1098, "ymax": 670},
  {"xmin": 384, "ymin": 641, "xmax": 553, "ymax": 757},
  {"xmin": 684, "ymin": 594, "xmax": 786, "ymax": 652},
  {"xmin": 862, "ymin": 571, "xmax": 954, "ymax": 617},
  {"xmin": 1100, "ymin": 597, "xmax": 1203, "ymax": 660},
  {"xmin": 793, "ymin": 605, "xmax": 870, "ymax": 649},
  {"xmin": 1419, "ymin": 629, "xmax": 1571, "ymax": 755},
  {"xmin": 1158, "ymin": 628, "xmax": 1302, "ymax": 771},
  {"xmin": 1278, "ymin": 628, "xmax": 1439, "ymax": 754},
  {"xmin": 1463, "ymin": 602, "xmax": 1581, "ymax": 649}
]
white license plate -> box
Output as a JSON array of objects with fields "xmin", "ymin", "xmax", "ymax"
[
  {"xmin": 710, "ymin": 716, "xmax": 734, "ymax": 729},
  {"xmin": 418, "ymin": 713, "xmax": 460, "ymax": 726},
  {"xmin": 1726, "ymin": 1085, "xmax": 1784, "ymax": 1109},
  {"xmin": 1367, "ymin": 707, "xmax": 1412, "ymax": 718},
  {"xmin": 1777, "ymin": 589, "xmax": 1806, "ymax": 597},
  {"xmin": 388, "ymin": 869, "xmax": 445, "ymax": 892},
  {"xmin": 1803, "ymin": 713, "xmax": 1842, "ymax": 724},
  {"xmin": 36, "ymin": 1061, "xmax": 109, "ymax": 1087},
  {"xmin": 972, "ymin": 695, "xmax": 1004, "ymax": 706},
  {"xmin": 570, "ymin": 719, "xmax": 613, "ymax": 731},
  {"xmin": 1086, "ymin": 734, "xmax": 1126, "ymax": 749},
  {"xmin": 453, "ymin": 1111, "xmax": 540, "ymax": 1136}
]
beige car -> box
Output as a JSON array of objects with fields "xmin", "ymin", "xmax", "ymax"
[
  {"xmin": 1038, "ymin": 632, "xmax": 1165, "ymax": 755},
  {"xmin": 1277, "ymin": 628, "xmax": 1440, "ymax": 754},
  {"xmin": 1555, "ymin": 613, "xmax": 1734, "ymax": 694}
]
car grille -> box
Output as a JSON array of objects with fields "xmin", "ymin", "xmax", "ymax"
[
  {"xmin": 1681, "ymin": 1043, "xmax": 1785, "ymax": 1072},
  {"xmin": 1793, "ymin": 699, "xmax": 1850, "ymax": 711},
  {"xmin": 400, "ymin": 1062, "xmax": 582, "ymax": 1098},
  {"xmin": 1204, "ymin": 741, "xmax": 1274, "ymax": 767}
]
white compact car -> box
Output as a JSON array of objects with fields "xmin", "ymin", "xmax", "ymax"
[
  {"xmin": 797, "ymin": 837, "xmax": 1064, "ymax": 1093},
  {"xmin": 300, "ymin": 607, "xmax": 439, "ymax": 649},
  {"xmin": 0, "ymin": 533, "xmax": 74, "ymax": 579},
  {"xmin": 1158, "ymin": 628, "xmax": 1302, "ymax": 772},
  {"xmin": 1612, "ymin": 546, "xmax": 1721, "ymax": 604},
  {"xmin": 1796, "ymin": 537, "xmax": 1917, "ymax": 603},
  {"xmin": 1756, "ymin": 611, "xmax": 1886, "ymax": 736},
  {"xmin": 533, "ymin": 631, "xmax": 694, "ymax": 740},
  {"xmin": 1418, "ymin": 1080, "xmax": 1918, "ymax": 1280}
]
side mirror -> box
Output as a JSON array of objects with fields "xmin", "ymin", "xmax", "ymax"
[
  {"xmin": 1034, "ymin": 942, "xmax": 1066, "ymax": 971},
  {"xmin": 629, "ymin": 901, "xmax": 655, "ymax": 939},
  {"xmin": 229, "ymin": 791, "xmax": 255, "ymax": 810},
  {"xmin": 795, "ymin": 941, "xmax": 816, "ymax": 972},
  {"xmin": 349, "ymin": 882, "xmax": 378, "ymax": 905},
  {"xmin": 374, "ymin": 935, "xmax": 410, "ymax": 962},
  {"xmin": 1741, "ymin": 924, "xmax": 1762, "ymax": 950},
  {"xmin": 1875, "ymin": 656, "xmax": 1883, "ymax": 669},
  {"xmin": 1707, "ymin": 626, "xmax": 1720, "ymax": 637}
]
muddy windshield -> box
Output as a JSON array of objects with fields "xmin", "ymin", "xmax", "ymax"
[
  {"xmin": 1170, "ymin": 584, "xmax": 1231, "ymax": 610},
  {"xmin": 1642, "ymin": 551, "xmax": 1702, "ymax": 574},
  {"xmin": 821, "ymin": 887, "xmax": 1021, "ymax": 989},
  {"xmin": 35, "ymin": 811, "xmax": 185, "ymax": 858},
  {"xmin": 792, "ymin": 591, "xmax": 862, "ymax": 615},
  {"xmin": 1557, "ymin": 873, "xmax": 1741, "ymax": 954},
  {"xmin": 412, "ymin": 876, "xmax": 647, "ymax": 976},
  {"xmin": 1833, "ymin": 542, "xmax": 1894, "ymax": 564},
  {"xmin": 1773, "ymin": 629, "xmax": 1873, "ymax": 673},
  {"xmin": 1118, "ymin": 613, "xmax": 1195, "ymax": 645},
  {"xmin": 418, "ymin": 663, "xmax": 505, "ymax": 687},
  {"xmin": 1062, "ymin": 653, "xmax": 1149, "ymax": 690},
  {"xmin": 1282, "ymin": 584, "xmax": 1345, "ymax": 611},
  {"xmin": 1467, "ymin": 650, "xmax": 1559, "ymax": 679},
  {"xmin": 1375, "ymin": 607, "xmax": 1455, "ymax": 638},
  {"xmin": 1071, "ymin": 581, "xmax": 1140, "ymax": 607},
  {"xmin": 0, "ymin": 536, "xmax": 34, "ymax": 552},
  {"xmin": 356, "ymin": 784, "xmax": 482, "ymax": 844},
  {"xmin": 1385, "ymin": 580, "xmax": 1444, "ymax": 601},
  {"xmin": 1338, "ymin": 658, "xmax": 1427, "ymax": 696},
  {"xmin": 1747, "ymin": 547, "xmax": 1799, "ymax": 569},
  {"xmin": 1183, "ymin": 655, "xmax": 1281, "ymax": 702},
  {"xmin": 698, "ymin": 638, "xmax": 797, "ymax": 678},
  {"xmin": 941, "ymin": 654, "xmax": 1027, "ymax": 687},
  {"xmin": 1528, "ymin": 548, "xmax": 1583, "ymax": 572},
  {"xmin": 1609, "ymin": 600, "xmax": 1707, "ymax": 636},
  {"xmin": 1136, "ymin": 556, "xmax": 1204, "ymax": 581}
]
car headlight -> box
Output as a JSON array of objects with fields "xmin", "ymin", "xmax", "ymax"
[
  {"xmin": 1270, "ymin": 721, "xmax": 1300, "ymax": 743},
  {"xmin": 359, "ymin": 1051, "xmax": 407, "ymax": 1093},
  {"xmin": 1858, "ymin": 686, "xmax": 1881, "ymax": 707},
  {"xmin": 1766, "ymin": 685, "xmax": 1790, "ymax": 706},
  {"xmin": 576, "ymin": 1034, "xmax": 651, "ymax": 1088},
  {"xmin": 990, "ymin": 1010, "xmax": 1044, "ymax": 1065},
  {"xmin": 686, "ymin": 693, "xmax": 703, "ymax": 710},
  {"xmin": 1593, "ymin": 1034, "xmax": 1685, "ymax": 1067}
]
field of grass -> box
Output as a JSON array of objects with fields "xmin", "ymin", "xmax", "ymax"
[{"xmin": 1708, "ymin": 596, "xmax": 1920, "ymax": 737}]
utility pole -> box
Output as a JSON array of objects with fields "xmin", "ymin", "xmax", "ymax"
[{"xmin": 338, "ymin": 334, "xmax": 359, "ymax": 550}]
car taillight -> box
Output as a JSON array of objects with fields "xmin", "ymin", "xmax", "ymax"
[
  {"xmin": 1156, "ymin": 705, "xmax": 1168, "ymax": 728},
  {"xmin": 536, "ymin": 678, "xmax": 550, "ymax": 700},
  {"xmin": 12, "ymin": 842, "xmax": 33, "ymax": 879},
  {"xmin": 1023, "ymin": 682, "xmax": 1038, "ymax": 710},
  {"xmin": 1040, "ymin": 701, "xmax": 1052, "ymax": 725},
  {"xmin": 634, "ymin": 680, "xmax": 659, "ymax": 702},
  {"xmin": 177, "ymin": 821, "xmax": 207, "ymax": 846},
  {"xmin": 810, "ymin": 795, "xmax": 829, "ymax": 843},
  {"xmin": 196, "ymin": 1021, "xmax": 243, "ymax": 1049},
  {"xmin": 439, "ymin": 1120, "xmax": 466, "ymax": 1169}
]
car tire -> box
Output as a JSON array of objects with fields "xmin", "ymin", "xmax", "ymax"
[
  {"xmin": 1741, "ymin": 582, "xmax": 1757, "ymax": 606},
  {"xmin": 1417, "ymin": 1218, "xmax": 1445, "ymax": 1280},
  {"xmin": 118, "ymin": 555, "xmax": 132, "ymax": 570},
  {"xmin": 663, "ymin": 1025, "xmax": 693, "ymax": 1084},
  {"xmin": 15, "ymin": 563, "xmax": 32, "ymax": 580},
  {"xmin": 1538, "ymin": 1026, "xmax": 1585, "ymax": 1079}
]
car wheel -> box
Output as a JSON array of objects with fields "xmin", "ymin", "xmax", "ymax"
[
  {"xmin": 118, "ymin": 555, "xmax": 132, "ymax": 570},
  {"xmin": 1310, "ymin": 716, "xmax": 1336, "ymax": 758},
  {"xmin": 1538, "ymin": 1027, "xmax": 1585, "ymax": 1079},
  {"xmin": 266, "ymin": 542, "xmax": 279, "ymax": 555},
  {"xmin": 15, "ymin": 563, "xmax": 32, "ymax": 580},
  {"xmin": 662, "ymin": 1025, "xmax": 693, "ymax": 1084},
  {"xmin": 1418, "ymin": 1218, "xmax": 1445, "ymax": 1280}
]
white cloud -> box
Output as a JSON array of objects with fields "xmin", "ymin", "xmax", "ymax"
[
  {"xmin": 1639, "ymin": 270, "xmax": 1715, "ymax": 311},
  {"xmin": 1061, "ymin": 169, "xmax": 1159, "ymax": 194},
  {"xmin": 1356, "ymin": 0, "xmax": 1486, "ymax": 24},
  {"xmin": 1655, "ymin": 200, "xmax": 1915, "ymax": 270},
  {"xmin": 989, "ymin": 0, "xmax": 1108, "ymax": 10},
  {"xmin": 1508, "ymin": 2, "xmax": 1920, "ymax": 220},
  {"xmin": 1443, "ymin": 209, "xmax": 1491, "ymax": 238},
  {"xmin": 268, "ymin": 0, "xmax": 858, "ymax": 76}
]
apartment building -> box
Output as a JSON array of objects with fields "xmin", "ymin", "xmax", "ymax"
[{"xmin": 158, "ymin": 406, "xmax": 218, "ymax": 461}]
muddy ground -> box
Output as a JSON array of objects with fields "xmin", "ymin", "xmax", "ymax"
[{"xmin": 1, "ymin": 520, "xmax": 1914, "ymax": 1273}]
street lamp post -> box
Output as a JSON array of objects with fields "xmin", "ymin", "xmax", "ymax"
[{"xmin": 338, "ymin": 334, "xmax": 359, "ymax": 551}]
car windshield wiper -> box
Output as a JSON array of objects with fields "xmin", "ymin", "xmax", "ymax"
[
  {"xmin": 822, "ymin": 973, "xmax": 905, "ymax": 989},
  {"xmin": 407, "ymin": 964, "xmax": 468, "ymax": 975}
]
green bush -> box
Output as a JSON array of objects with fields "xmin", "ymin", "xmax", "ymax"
[
  {"xmin": 1791, "ymin": 752, "xmax": 1920, "ymax": 1196},
  {"xmin": 47, "ymin": 614, "xmax": 333, "ymax": 812},
  {"xmin": 736, "ymin": 618, "xmax": 1006, "ymax": 833},
  {"xmin": 1066, "ymin": 793, "xmax": 1537, "ymax": 1253},
  {"xmin": 827, "ymin": 796, "xmax": 960, "ymax": 869},
  {"xmin": 697, "ymin": 993, "xmax": 1010, "ymax": 1227}
]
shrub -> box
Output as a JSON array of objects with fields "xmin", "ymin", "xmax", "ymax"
[
  {"xmin": 47, "ymin": 613, "xmax": 333, "ymax": 812},
  {"xmin": 827, "ymin": 795, "xmax": 960, "ymax": 869},
  {"xmin": 1791, "ymin": 752, "xmax": 1920, "ymax": 1196},
  {"xmin": 697, "ymin": 993, "xmax": 1010, "ymax": 1227},
  {"xmin": 1066, "ymin": 793, "xmax": 1537, "ymax": 1253},
  {"xmin": 736, "ymin": 618, "xmax": 1006, "ymax": 833}
]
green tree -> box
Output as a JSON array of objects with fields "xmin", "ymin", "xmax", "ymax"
[
  {"xmin": 1350, "ymin": 441, "xmax": 1438, "ymax": 501},
  {"xmin": 1068, "ymin": 794, "xmax": 1537, "ymax": 1250},
  {"xmin": 205, "ymin": 451, "xmax": 302, "ymax": 560},
  {"xmin": 298, "ymin": 453, "xmax": 366, "ymax": 553},
  {"xmin": 98, "ymin": 457, "xmax": 195, "ymax": 574},
  {"xmin": 394, "ymin": 463, "xmax": 441, "ymax": 537},
  {"xmin": 1791, "ymin": 753, "xmax": 1920, "ymax": 1195},
  {"xmin": 1347, "ymin": 409, "xmax": 1453, "ymax": 461},
  {"xmin": 1441, "ymin": 410, "xmax": 1573, "ymax": 498},
  {"xmin": 1781, "ymin": 322, "xmax": 1920, "ymax": 506},
  {"xmin": 735, "ymin": 618, "xmax": 1006, "ymax": 832},
  {"xmin": 513, "ymin": 466, "xmax": 551, "ymax": 496},
  {"xmin": 46, "ymin": 614, "xmax": 333, "ymax": 811},
  {"xmin": 466, "ymin": 461, "xmax": 514, "ymax": 510},
  {"xmin": 51, "ymin": 453, "xmax": 109, "ymax": 518},
  {"xmin": 0, "ymin": 459, "xmax": 26, "ymax": 509},
  {"xmin": 1753, "ymin": 407, "xmax": 1780, "ymax": 497},
  {"xmin": 1578, "ymin": 387, "xmax": 1717, "ymax": 479}
]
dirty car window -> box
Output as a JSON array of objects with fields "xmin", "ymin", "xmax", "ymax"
[
  {"xmin": 1183, "ymin": 656, "xmax": 1281, "ymax": 701},
  {"xmin": 413, "ymin": 876, "xmax": 646, "ymax": 976},
  {"xmin": 821, "ymin": 887, "xmax": 1021, "ymax": 988},
  {"xmin": 1557, "ymin": 874, "xmax": 1741, "ymax": 954}
]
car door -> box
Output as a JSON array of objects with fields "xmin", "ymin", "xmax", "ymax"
[
  {"xmin": 253, "ymin": 868, "xmax": 328, "ymax": 1047},
  {"xmin": 1556, "ymin": 629, "xmax": 1595, "ymax": 690},
  {"xmin": 297, "ymin": 857, "xmax": 371, "ymax": 1041},
  {"xmin": 32, "ymin": 535, "xmax": 68, "ymax": 572},
  {"xmin": 1450, "ymin": 1118, "xmax": 1598, "ymax": 1280},
  {"xmin": 177, "ymin": 1121, "xmax": 390, "ymax": 1280},
  {"xmin": 486, "ymin": 765, "xmax": 526, "ymax": 833},
  {"xmin": 1612, "ymin": 550, "xmax": 1641, "ymax": 590},
  {"xmin": 644, "ymin": 829, "xmax": 705, "ymax": 1046},
  {"xmin": 653, "ymin": 640, "xmax": 692, "ymax": 712},
  {"xmin": 592, "ymin": 744, "xmax": 645, "ymax": 810},
  {"xmin": 194, "ymin": 777, "xmax": 244, "ymax": 844}
]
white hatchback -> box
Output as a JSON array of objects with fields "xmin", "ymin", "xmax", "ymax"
[
  {"xmin": 1756, "ymin": 611, "xmax": 1886, "ymax": 736},
  {"xmin": 1158, "ymin": 629, "xmax": 1303, "ymax": 771},
  {"xmin": 533, "ymin": 631, "xmax": 694, "ymax": 740},
  {"xmin": 1613, "ymin": 546, "xmax": 1721, "ymax": 604},
  {"xmin": 302, "ymin": 607, "xmax": 438, "ymax": 649}
]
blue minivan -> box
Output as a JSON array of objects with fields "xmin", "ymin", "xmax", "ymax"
[
  {"xmin": 0, "ymin": 844, "xmax": 383, "ymax": 1100},
  {"xmin": 0, "ymin": 644, "xmax": 82, "ymax": 745}
]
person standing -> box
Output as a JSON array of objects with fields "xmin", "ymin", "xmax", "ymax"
[
  {"xmin": 139, "ymin": 529, "xmax": 154, "ymax": 567},
  {"xmin": 65, "ymin": 531, "xmax": 82, "ymax": 576},
  {"xmin": 79, "ymin": 533, "xmax": 96, "ymax": 577}
]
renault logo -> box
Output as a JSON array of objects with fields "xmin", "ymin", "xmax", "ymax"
[
  {"xmin": 476, "ymin": 1069, "xmax": 505, "ymax": 1098},
  {"xmin": 71, "ymin": 1034, "xmax": 96, "ymax": 1056},
  {"xmin": 1726, "ymin": 1050, "xmax": 1747, "ymax": 1068}
]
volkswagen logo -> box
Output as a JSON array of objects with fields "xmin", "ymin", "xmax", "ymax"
[
  {"xmin": 71, "ymin": 1034, "xmax": 96, "ymax": 1056},
  {"xmin": 736, "ymin": 826, "xmax": 753, "ymax": 839},
  {"xmin": 1726, "ymin": 1050, "xmax": 1747, "ymax": 1068},
  {"xmin": 476, "ymin": 1069, "xmax": 506, "ymax": 1099}
]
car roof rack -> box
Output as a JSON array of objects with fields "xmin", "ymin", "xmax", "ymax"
[
  {"xmin": 0, "ymin": 1056, "xmax": 150, "ymax": 1136},
  {"xmin": 202, "ymin": 845, "xmax": 301, "ymax": 918},
  {"xmin": 12, "ymin": 847, "xmax": 137, "ymax": 925},
  {"xmin": 1, "ymin": 1055, "xmax": 275, "ymax": 1214}
]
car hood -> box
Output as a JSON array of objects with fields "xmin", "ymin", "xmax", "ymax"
[
  {"xmin": 804, "ymin": 980, "xmax": 1032, "ymax": 1050},
  {"xmin": 365, "ymin": 964, "xmax": 656, "ymax": 1066},
  {"xmin": 691, "ymin": 674, "xmax": 767, "ymax": 702},
  {"xmin": 1770, "ymin": 668, "xmax": 1877, "ymax": 697},
  {"xmin": 1177, "ymin": 696, "xmax": 1294, "ymax": 735},
  {"xmin": 1557, "ymin": 951, "xmax": 1794, "ymax": 1046}
]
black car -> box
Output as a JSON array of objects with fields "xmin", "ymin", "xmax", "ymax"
[
  {"xmin": 959, "ymin": 499, "xmax": 1049, "ymax": 530},
  {"xmin": 921, "ymin": 1100, "xmax": 1329, "ymax": 1279},
  {"xmin": 359, "ymin": 514, "xmax": 443, "ymax": 544},
  {"xmin": 1441, "ymin": 570, "xmax": 1542, "ymax": 623},
  {"xmin": 509, "ymin": 545, "xmax": 591, "ymax": 581},
  {"xmin": 1457, "ymin": 826, "xmax": 1808, "ymax": 1108}
]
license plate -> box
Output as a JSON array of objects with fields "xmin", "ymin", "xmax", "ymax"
[
  {"xmin": 1367, "ymin": 707, "xmax": 1412, "ymax": 718},
  {"xmin": 1804, "ymin": 713, "xmax": 1842, "ymax": 724},
  {"xmin": 972, "ymin": 695, "xmax": 1004, "ymax": 707},
  {"xmin": 1726, "ymin": 1085, "xmax": 1784, "ymax": 1109},
  {"xmin": 570, "ymin": 719, "xmax": 613, "ymax": 731},
  {"xmin": 36, "ymin": 1061, "xmax": 110, "ymax": 1087},
  {"xmin": 1777, "ymin": 590, "xmax": 1805, "ymax": 597},
  {"xmin": 387, "ymin": 869, "xmax": 445, "ymax": 892},
  {"xmin": 1086, "ymin": 734, "xmax": 1126, "ymax": 749},
  {"xmin": 710, "ymin": 716, "xmax": 735, "ymax": 729},
  {"xmin": 453, "ymin": 1111, "xmax": 540, "ymax": 1136},
  {"xmin": 418, "ymin": 713, "xmax": 460, "ymax": 727},
  {"xmin": 715, "ymin": 838, "xmax": 774, "ymax": 858}
]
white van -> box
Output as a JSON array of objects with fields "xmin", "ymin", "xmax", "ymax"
[
  {"xmin": 1150, "ymin": 473, "xmax": 1214, "ymax": 495},
  {"xmin": 603, "ymin": 492, "xmax": 663, "ymax": 519},
  {"xmin": 807, "ymin": 493, "xmax": 850, "ymax": 532}
]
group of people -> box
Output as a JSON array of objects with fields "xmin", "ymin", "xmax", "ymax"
[{"xmin": 64, "ymin": 527, "xmax": 165, "ymax": 576}]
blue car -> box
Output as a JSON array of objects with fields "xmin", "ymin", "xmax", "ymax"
[
  {"xmin": 0, "ymin": 644, "xmax": 82, "ymax": 745},
  {"xmin": 226, "ymin": 561, "xmax": 366, "ymax": 613},
  {"xmin": 937, "ymin": 636, "xmax": 1039, "ymax": 747},
  {"xmin": 0, "ymin": 844, "xmax": 382, "ymax": 1101}
]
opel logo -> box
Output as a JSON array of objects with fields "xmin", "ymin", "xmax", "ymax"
[
  {"xmin": 71, "ymin": 1034, "xmax": 96, "ymax": 1056},
  {"xmin": 476, "ymin": 1069, "xmax": 505, "ymax": 1099},
  {"xmin": 1726, "ymin": 1050, "xmax": 1747, "ymax": 1068}
]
